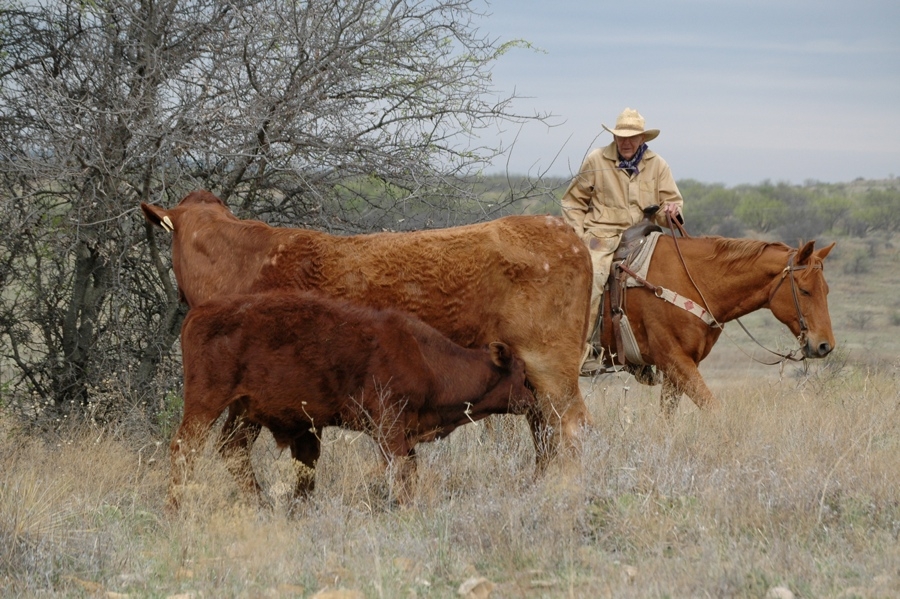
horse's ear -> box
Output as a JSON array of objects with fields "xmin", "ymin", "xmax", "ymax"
[
  {"xmin": 796, "ymin": 240, "xmax": 816, "ymax": 265},
  {"xmin": 816, "ymin": 242, "xmax": 836, "ymax": 261}
]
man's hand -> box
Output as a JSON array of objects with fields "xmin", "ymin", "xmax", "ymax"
[{"xmin": 662, "ymin": 202, "xmax": 683, "ymax": 224}]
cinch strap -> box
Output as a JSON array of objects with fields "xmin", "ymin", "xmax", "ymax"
[{"xmin": 654, "ymin": 287, "xmax": 718, "ymax": 326}]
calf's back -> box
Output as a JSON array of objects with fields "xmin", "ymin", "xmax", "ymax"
[{"xmin": 180, "ymin": 291, "xmax": 529, "ymax": 447}]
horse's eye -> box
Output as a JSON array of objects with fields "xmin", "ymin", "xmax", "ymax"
[{"xmin": 799, "ymin": 288, "xmax": 811, "ymax": 297}]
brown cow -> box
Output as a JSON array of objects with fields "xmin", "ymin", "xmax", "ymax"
[
  {"xmin": 142, "ymin": 190, "xmax": 593, "ymax": 473},
  {"xmin": 169, "ymin": 291, "xmax": 532, "ymax": 508}
]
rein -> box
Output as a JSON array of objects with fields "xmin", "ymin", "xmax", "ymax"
[
  {"xmin": 663, "ymin": 212, "xmax": 723, "ymax": 329},
  {"xmin": 751, "ymin": 251, "xmax": 822, "ymax": 363},
  {"xmin": 659, "ymin": 212, "xmax": 811, "ymax": 365},
  {"xmin": 768, "ymin": 251, "xmax": 816, "ymax": 335}
]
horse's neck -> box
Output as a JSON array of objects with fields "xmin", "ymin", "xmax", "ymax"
[{"xmin": 680, "ymin": 238, "xmax": 785, "ymax": 323}]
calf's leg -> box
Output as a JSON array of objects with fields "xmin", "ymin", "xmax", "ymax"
[
  {"xmin": 369, "ymin": 414, "xmax": 416, "ymax": 505},
  {"xmin": 384, "ymin": 443, "xmax": 417, "ymax": 506},
  {"xmin": 289, "ymin": 428, "xmax": 322, "ymax": 499},
  {"xmin": 167, "ymin": 409, "xmax": 218, "ymax": 511},
  {"xmin": 218, "ymin": 400, "xmax": 263, "ymax": 499}
]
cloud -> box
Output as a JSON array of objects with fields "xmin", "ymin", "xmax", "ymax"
[{"xmin": 479, "ymin": 0, "xmax": 900, "ymax": 184}]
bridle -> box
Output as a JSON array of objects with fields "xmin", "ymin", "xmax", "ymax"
[
  {"xmin": 732, "ymin": 249, "xmax": 822, "ymax": 364},
  {"xmin": 664, "ymin": 212, "xmax": 815, "ymax": 365},
  {"xmin": 766, "ymin": 250, "xmax": 820, "ymax": 342}
]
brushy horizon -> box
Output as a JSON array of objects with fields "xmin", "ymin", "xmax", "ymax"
[{"xmin": 2, "ymin": 355, "xmax": 898, "ymax": 598}]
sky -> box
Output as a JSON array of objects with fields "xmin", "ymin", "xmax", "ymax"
[{"xmin": 478, "ymin": 0, "xmax": 900, "ymax": 187}]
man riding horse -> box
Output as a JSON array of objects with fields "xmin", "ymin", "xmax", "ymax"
[{"xmin": 562, "ymin": 107, "xmax": 684, "ymax": 377}]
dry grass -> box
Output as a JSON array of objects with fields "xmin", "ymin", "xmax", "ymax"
[{"xmin": 2, "ymin": 356, "xmax": 899, "ymax": 598}]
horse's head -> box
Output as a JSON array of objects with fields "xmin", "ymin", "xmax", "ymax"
[{"xmin": 768, "ymin": 240, "xmax": 836, "ymax": 359}]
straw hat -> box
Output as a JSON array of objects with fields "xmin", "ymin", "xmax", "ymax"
[{"xmin": 602, "ymin": 108, "xmax": 659, "ymax": 141}]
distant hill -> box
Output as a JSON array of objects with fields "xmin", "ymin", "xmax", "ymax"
[{"xmin": 471, "ymin": 175, "xmax": 900, "ymax": 242}]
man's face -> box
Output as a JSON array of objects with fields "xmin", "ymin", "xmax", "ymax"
[{"xmin": 615, "ymin": 134, "xmax": 645, "ymax": 160}]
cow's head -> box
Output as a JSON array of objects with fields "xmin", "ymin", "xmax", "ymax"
[
  {"xmin": 140, "ymin": 190, "xmax": 241, "ymax": 306},
  {"xmin": 140, "ymin": 190, "xmax": 232, "ymax": 234}
]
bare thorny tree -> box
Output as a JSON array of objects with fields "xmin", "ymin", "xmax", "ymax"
[{"xmin": 0, "ymin": 0, "xmax": 555, "ymax": 434}]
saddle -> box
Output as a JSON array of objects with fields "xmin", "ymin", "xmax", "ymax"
[
  {"xmin": 612, "ymin": 205, "xmax": 663, "ymax": 264},
  {"xmin": 588, "ymin": 206, "xmax": 662, "ymax": 378}
]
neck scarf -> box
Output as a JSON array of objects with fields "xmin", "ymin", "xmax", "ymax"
[{"xmin": 617, "ymin": 143, "xmax": 648, "ymax": 176}]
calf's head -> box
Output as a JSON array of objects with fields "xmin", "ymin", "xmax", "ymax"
[{"xmin": 480, "ymin": 342, "xmax": 532, "ymax": 414}]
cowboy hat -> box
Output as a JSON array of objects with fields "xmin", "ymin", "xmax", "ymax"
[{"xmin": 602, "ymin": 108, "xmax": 660, "ymax": 141}]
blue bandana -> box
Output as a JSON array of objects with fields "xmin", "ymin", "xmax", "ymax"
[{"xmin": 617, "ymin": 143, "xmax": 648, "ymax": 176}]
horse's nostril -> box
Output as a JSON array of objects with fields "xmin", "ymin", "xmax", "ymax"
[{"xmin": 818, "ymin": 342, "xmax": 832, "ymax": 356}]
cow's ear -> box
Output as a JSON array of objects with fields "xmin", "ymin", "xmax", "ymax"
[
  {"xmin": 141, "ymin": 203, "xmax": 175, "ymax": 232},
  {"xmin": 488, "ymin": 342, "xmax": 512, "ymax": 369}
]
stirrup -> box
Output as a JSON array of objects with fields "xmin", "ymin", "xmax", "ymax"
[
  {"xmin": 580, "ymin": 346, "xmax": 613, "ymax": 377},
  {"xmin": 625, "ymin": 364, "xmax": 662, "ymax": 386},
  {"xmin": 579, "ymin": 359, "xmax": 605, "ymax": 377}
]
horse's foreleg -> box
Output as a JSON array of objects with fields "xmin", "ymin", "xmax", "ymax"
[
  {"xmin": 659, "ymin": 357, "xmax": 722, "ymax": 412},
  {"xmin": 660, "ymin": 375, "xmax": 681, "ymax": 418}
]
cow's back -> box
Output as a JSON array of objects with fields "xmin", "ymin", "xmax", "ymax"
[{"xmin": 253, "ymin": 214, "xmax": 591, "ymax": 352}]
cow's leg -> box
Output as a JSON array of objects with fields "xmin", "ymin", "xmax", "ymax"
[
  {"xmin": 525, "ymin": 406, "xmax": 558, "ymax": 472},
  {"xmin": 289, "ymin": 428, "xmax": 321, "ymax": 499},
  {"xmin": 521, "ymin": 362, "xmax": 592, "ymax": 472},
  {"xmin": 217, "ymin": 402, "xmax": 263, "ymax": 499},
  {"xmin": 167, "ymin": 409, "xmax": 218, "ymax": 511}
]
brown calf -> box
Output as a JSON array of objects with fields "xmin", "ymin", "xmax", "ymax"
[{"xmin": 169, "ymin": 291, "xmax": 532, "ymax": 508}]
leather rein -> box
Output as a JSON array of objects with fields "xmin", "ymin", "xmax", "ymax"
[{"xmin": 661, "ymin": 212, "xmax": 813, "ymax": 365}]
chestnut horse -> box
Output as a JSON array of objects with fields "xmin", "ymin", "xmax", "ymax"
[{"xmin": 596, "ymin": 235, "xmax": 836, "ymax": 415}]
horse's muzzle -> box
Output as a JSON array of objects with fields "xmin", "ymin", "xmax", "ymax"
[{"xmin": 803, "ymin": 339, "xmax": 833, "ymax": 359}]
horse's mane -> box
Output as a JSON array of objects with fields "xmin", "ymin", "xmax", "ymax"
[{"xmin": 704, "ymin": 236, "xmax": 791, "ymax": 265}]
